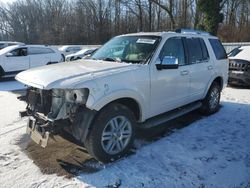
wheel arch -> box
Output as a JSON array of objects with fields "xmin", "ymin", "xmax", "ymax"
[
  {"xmin": 86, "ymin": 90, "xmax": 146, "ymax": 122},
  {"xmin": 104, "ymin": 97, "xmax": 141, "ymax": 121},
  {"xmin": 213, "ymin": 76, "xmax": 223, "ymax": 90},
  {"xmin": 203, "ymin": 76, "xmax": 224, "ymax": 99}
]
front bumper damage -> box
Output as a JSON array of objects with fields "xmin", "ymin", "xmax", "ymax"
[
  {"xmin": 26, "ymin": 116, "xmax": 50, "ymax": 148},
  {"xmin": 25, "ymin": 111, "xmax": 68, "ymax": 147},
  {"xmin": 20, "ymin": 87, "xmax": 96, "ymax": 147}
]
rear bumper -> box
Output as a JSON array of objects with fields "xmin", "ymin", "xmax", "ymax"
[{"xmin": 228, "ymin": 71, "xmax": 250, "ymax": 86}]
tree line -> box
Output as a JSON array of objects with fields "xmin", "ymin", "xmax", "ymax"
[{"xmin": 0, "ymin": 0, "xmax": 249, "ymax": 44}]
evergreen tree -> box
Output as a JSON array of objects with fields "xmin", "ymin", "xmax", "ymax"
[{"xmin": 197, "ymin": 0, "xmax": 224, "ymax": 35}]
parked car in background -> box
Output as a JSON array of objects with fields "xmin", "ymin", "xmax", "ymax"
[
  {"xmin": 58, "ymin": 45, "xmax": 82, "ymax": 57},
  {"xmin": 0, "ymin": 41, "xmax": 24, "ymax": 50},
  {"xmin": 65, "ymin": 48, "xmax": 98, "ymax": 61},
  {"xmin": 228, "ymin": 46, "xmax": 250, "ymax": 86},
  {"xmin": 16, "ymin": 29, "xmax": 228, "ymax": 163},
  {"xmin": 0, "ymin": 45, "xmax": 63, "ymax": 78}
]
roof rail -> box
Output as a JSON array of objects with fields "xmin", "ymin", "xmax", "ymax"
[{"xmin": 175, "ymin": 28, "xmax": 210, "ymax": 35}]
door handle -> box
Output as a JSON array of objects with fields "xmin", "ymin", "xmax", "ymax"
[
  {"xmin": 207, "ymin": 65, "xmax": 213, "ymax": 70},
  {"xmin": 180, "ymin": 70, "xmax": 189, "ymax": 76}
]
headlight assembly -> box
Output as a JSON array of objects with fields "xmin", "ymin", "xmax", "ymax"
[{"xmin": 65, "ymin": 88, "xmax": 89, "ymax": 104}]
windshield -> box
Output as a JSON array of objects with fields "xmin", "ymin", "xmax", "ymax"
[
  {"xmin": 0, "ymin": 45, "xmax": 18, "ymax": 55},
  {"xmin": 76, "ymin": 48, "xmax": 91, "ymax": 55},
  {"xmin": 91, "ymin": 36, "xmax": 160, "ymax": 63},
  {"xmin": 58, "ymin": 46, "xmax": 68, "ymax": 51},
  {"xmin": 228, "ymin": 47, "xmax": 242, "ymax": 57}
]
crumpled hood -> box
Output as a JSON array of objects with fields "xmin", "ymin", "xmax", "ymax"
[{"xmin": 15, "ymin": 59, "xmax": 138, "ymax": 89}]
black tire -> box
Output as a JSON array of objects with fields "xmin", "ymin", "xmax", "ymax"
[
  {"xmin": 61, "ymin": 54, "xmax": 65, "ymax": 62},
  {"xmin": 200, "ymin": 82, "xmax": 221, "ymax": 114},
  {"xmin": 0, "ymin": 66, "xmax": 4, "ymax": 79},
  {"xmin": 85, "ymin": 103, "xmax": 136, "ymax": 163}
]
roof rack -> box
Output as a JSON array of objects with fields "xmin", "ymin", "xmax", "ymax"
[{"xmin": 175, "ymin": 28, "xmax": 210, "ymax": 35}]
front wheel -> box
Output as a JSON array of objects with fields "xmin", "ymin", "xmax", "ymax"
[
  {"xmin": 200, "ymin": 82, "xmax": 221, "ymax": 114},
  {"xmin": 85, "ymin": 103, "xmax": 136, "ymax": 163}
]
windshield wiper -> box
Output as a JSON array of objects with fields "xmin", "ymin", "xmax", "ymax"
[{"xmin": 102, "ymin": 57, "xmax": 121, "ymax": 63}]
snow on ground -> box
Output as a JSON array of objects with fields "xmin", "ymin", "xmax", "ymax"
[{"xmin": 0, "ymin": 80, "xmax": 249, "ymax": 188}]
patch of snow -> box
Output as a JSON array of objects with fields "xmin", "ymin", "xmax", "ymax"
[{"xmin": 0, "ymin": 86, "xmax": 249, "ymax": 187}]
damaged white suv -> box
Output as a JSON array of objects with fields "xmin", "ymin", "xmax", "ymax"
[{"xmin": 16, "ymin": 29, "xmax": 228, "ymax": 163}]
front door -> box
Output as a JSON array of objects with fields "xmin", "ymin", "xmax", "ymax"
[
  {"xmin": 4, "ymin": 47, "xmax": 29, "ymax": 73},
  {"xmin": 150, "ymin": 37, "xmax": 191, "ymax": 117}
]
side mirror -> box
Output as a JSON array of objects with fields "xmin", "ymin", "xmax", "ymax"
[
  {"xmin": 6, "ymin": 52, "xmax": 13, "ymax": 57},
  {"xmin": 65, "ymin": 49, "xmax": 70, "ymax": 52},
  {"xmin": 156, "ymin": 56, "xmax": 179, "ymax": 70}
]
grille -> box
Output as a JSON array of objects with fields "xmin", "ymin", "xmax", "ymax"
[
  {"xmin": 229, "ymin": 60, "xmax": 249, "ymax": 72},
  {"xmin": 27, "ymin": 88, "xmax": 52, "ymax": 115}
]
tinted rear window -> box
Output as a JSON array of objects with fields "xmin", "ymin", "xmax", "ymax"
[
  {"xmin": 209, "ymin": 39, "xmax": 227, "ymax": 60},
  {"xmin": 186, "ymin": 38, "xmax": 203, "ymax": 63}
]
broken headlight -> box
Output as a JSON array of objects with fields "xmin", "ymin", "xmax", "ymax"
[
  {"xmin": 65, "ymin": 88, "xmax": 89, "ymax": 104},
  {"xmin": 50, "ymin": 88, "xmax": 89, "ymax": 119}
]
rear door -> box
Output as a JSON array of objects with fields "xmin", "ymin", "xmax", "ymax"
[
  {"xmin": 184, "ymin": 37, "xmax": 214, "ymax": 101},
  {"xmin": 4, "ymin": 47, "xmax": 29, "ymax": 73},
  {"xmin": 28, "ymin": 47, "xmax": 51, "ymax": 68}
]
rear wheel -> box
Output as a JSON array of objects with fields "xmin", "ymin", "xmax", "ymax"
[
  {"xmin": 61, "ymin": 54, "xmax": 65, "ymax": 62},
  {"xmin": 0, "ymin": 66, "xmax": 4, "ymax": 79},
  {"xmin": 85, "ymin": 103, "xmax": 136, "ymax": 163},
  {"xmin": 200, "ymin": 82, "xmax": 221, "ymax": 114}
]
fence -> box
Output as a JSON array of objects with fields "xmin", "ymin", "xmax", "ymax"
[{"xmin": 223, "ymin": 42, "xmax": 250, "ymax": 53}]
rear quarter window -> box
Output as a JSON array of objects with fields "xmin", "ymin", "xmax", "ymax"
[{"xmin": 209, "ymin": 39, "xmax": 227, "ymax": 60}]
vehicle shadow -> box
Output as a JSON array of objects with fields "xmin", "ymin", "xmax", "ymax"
[{"xmin": 0, "ymin": 77, "xmax": 15, "ymax": 82}]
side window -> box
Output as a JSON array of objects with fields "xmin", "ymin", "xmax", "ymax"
[
  {"xmin": 186, "ymin": 38, "xmax": 203, "ymax": 63},
  {"xmin": 74, "ymin": 47, "xmax": 81, "ymax": 51},
  {"xmin": 68, "ymin": 47, "xmax": 76, "ymax": 52},
  {"xmin": 209, "ymin": 39, "xmax": 227, "ymax": 60},
  {"xmin": 29, "ymin": 47, "xmax": 53, "ymax": 55},
  {"xmin": 199, "ymin": 39, "xmax": 209, "ymax": 61},
  {"xmin": 29, "ymin": 47, "xmax": 41, "ymax": 55},
  {"xmin": 159, "ymin": 37, "xmax": 186, "ymax": 66},
  {"xmin": 10, "ymin": 48, "xmax": 27, "ymax": 56},
  {"xmin": 43, "ymin": 48, "xmax": 54, "ymax": 54}
]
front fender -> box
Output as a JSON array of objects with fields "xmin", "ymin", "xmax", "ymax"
[{"xmin": 86, "ymin": 89, "xmax": 147, "ymax": 122}]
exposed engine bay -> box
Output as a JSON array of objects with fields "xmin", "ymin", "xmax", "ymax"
[{"xmin": 22, "ymin": 87, "xmax": 95, "ymax": 147}]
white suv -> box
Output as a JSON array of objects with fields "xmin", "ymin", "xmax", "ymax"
[
  {"xmin": 16, "ymin": 29, "xmax": 228, "ymax": 163},
  {"xmin": 58, "ymin": 45, "xmax": 82, "ymax": 56},
  {"xmin": 0, "ymin": 45, "xmax": 63, "ymax": 78}
]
